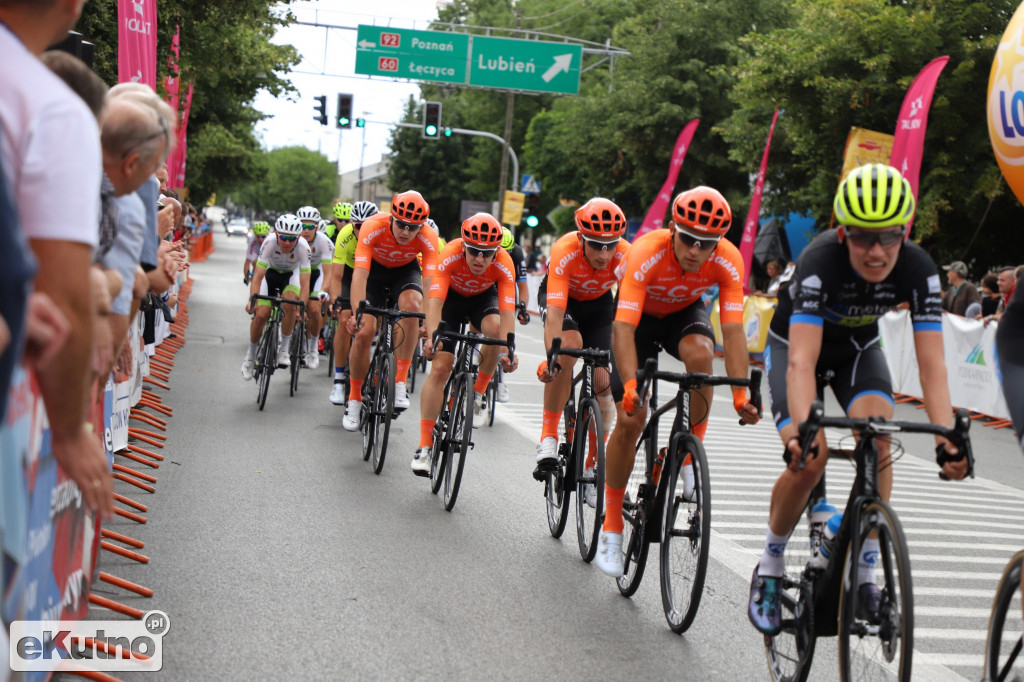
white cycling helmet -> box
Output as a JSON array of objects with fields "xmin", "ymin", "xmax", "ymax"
[
  {"xmin": 426, "ymin": 218, "xmax": 438, "ymax": 231},
  {"xmin": 296, "ymin": 205, "xmax": 321, "ymax": 222},
  {"xmin": 351, "ymin": 200, "xmax": 378, "ymax": 223},
  {"xmin": 275, "ymin": 213, "xmax": 303, "ymax": 236},
  {"xmin": 317, "ymin": 219, "xmax": 330, "ymax": 232}
]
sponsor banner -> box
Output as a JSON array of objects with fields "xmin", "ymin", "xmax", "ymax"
[
  {"xmin": 987, "ymin": 1, "xmax": 1024, "ymax": 207},
  {"xmin": 841, "ymin": 127, "xmax": 895, "ymax": 180},
  {"xmin": 743, "ymin": 296, "xmax": 777, "ymax": 355},
  {"xmin": 117, "ymin": 0, "xmax": 157, "ymax": 87},
  {"xmin": 740, "ymin": 109, "xmax": 780, "ymax": 292},
  {"xmin": 636, "ymin": 119, "xmax": 700, "ymax": 238},
  {"xmin": 502, "ymin": 190, "xmax": 525, "ymax": 226}
]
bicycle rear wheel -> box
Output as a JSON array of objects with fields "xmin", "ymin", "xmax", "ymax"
[
  {"xmin": 443, "ymin": 374, "xmax": 472, "ymax": 511},
  {"xmin": 574, "ymin": 399, "xmax": 604, "ymax": 562},
  {"xmin": 256, "ymin": 322, "xmax": 277, "ymax": 411},
  {"xmin": 985, "ymin": 550, "xmax": 1024, "ymax": 682},
  {"xmin": 660, "ymin": 435, "xmax": 711, "ymax": 633},
  {"xmin": 617, "ymin": 441, "xmax": 651, "ymax": 597},
  {"xmin": 370, "ymin": 352, "xmax": 395, "ymax": 475},
  {"xmin": 838, "ymin": 500, "xmax": 912, "ymax": 682}
]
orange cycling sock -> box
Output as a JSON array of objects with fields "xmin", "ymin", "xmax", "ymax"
[
  {"xmin": 419, "ymin": 419, "xmax": 436, "ymax": 449},
  {"xmin": 541, "ymin": 409, "xmax": 561, "ymax": 440},
  {"xmin": 349, "ymin": 378, "xmax": 363, "ymax": 402},
  {"xmin": 474, "ymin": 372, "xmax": 492, "ymax": 395},
  {"xmin": 396, "ymin": 358, "xmax": 411, "ymax": 383},
  {"xmin": 692, "ymin": 420, "xmax": 708, "ymax": 441},
  {"xmin": 603, "ymin": 486, "xmax": 626, "ymax": 534}
]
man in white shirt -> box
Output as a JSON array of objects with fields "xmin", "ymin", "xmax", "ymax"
[{"xmin": 0, "ymin": 0, "xmax": 113, "ymax": 516}]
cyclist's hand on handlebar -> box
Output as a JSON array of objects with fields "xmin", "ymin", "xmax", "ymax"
[
  {"xmin": 499, "ymin": 352, "xmax": 517, "ymax": 373},
  {"xmin": 245, "ymin": 299, "xmax": 254, "ymax": 315},
  {"xmin": 516, "ymin": 302, "xmax": 530, "ymax": 325},
  {"xmin": 936, "ymin": 437, "xmax": 968, "ymax": 481},
  {"xmin": 623, "ymin": 378, "xmax": 640, "ymax": 416},
  {"xmin": 346, "ymin": 315, "xmax": 361, "ymax": 335},
  {"xmin": 537, "ymin": 360, "xmax": 556, "ymax": 383},
  {"xmin": 423, "ymin": 337, "xmax": 436, "ymax": 360},
  {"xmin": 733, "ymin": 389, "xmax": 760, "ymax": 425}
]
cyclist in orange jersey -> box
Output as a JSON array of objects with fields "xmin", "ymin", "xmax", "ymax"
[
  {"xmin": 412, "ymin": 213, "xmax": 520, "ymax": 474},
  {"xmin": 535, "ymin": 198, "xmax": 630, "ymax": 486},
  {"xmin": 343, "ymin": 190, "xmax": 439, "ymax": 430},
  {"xmin": 594, "ymin": 187, "xmax": 761, "ymax": 578}
]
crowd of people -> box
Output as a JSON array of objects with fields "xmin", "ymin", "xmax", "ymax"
[
  {"xmin": 1, "ymin": 1, "xmax": 189, "ymax": 517},
  {"xmin": 939, "ymin": 259, "xmax": 1021, "ymax": 324}
]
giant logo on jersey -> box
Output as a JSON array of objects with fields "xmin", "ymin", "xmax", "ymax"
[{"xmin": 988, "ymin": 1, "xmax": 1024, "ymax": 206}]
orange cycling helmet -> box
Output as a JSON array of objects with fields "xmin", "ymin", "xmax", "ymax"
[
  {"xmin": 672, "ymin": 186, "xmax": 732, "ymax": 235},
  {"xmin": 574, "ymin": 197, "xmax": 626, "ymax": 239},
  {"xmin": 461, "ymin": 213, "xmax": 503, "ymax": 248},
  {"xmin": 390, "ymin": 190, "xmax": 430, "ymax": 225}
]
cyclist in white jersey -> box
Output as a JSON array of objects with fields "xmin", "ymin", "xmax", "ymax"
[
  {"xmin": 241, "ymin": 214, "xmax": 311, "ymax": 378},
  {"xmin": 244, "ymin": 221, "xmax": 270, "ymax": 283},
  {"xmin": 296, "ymin": 207, "xmax": 334, "ymax": 369}
]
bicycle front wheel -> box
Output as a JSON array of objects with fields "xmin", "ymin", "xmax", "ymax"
[
  {"xmin": 325, "ymin": 320, "xmax": 336, "ymax": 377},
  {"xmin": 409, "ymin": 341, "xmax": 420, "ymax": 394},
  {"xmin": 544, "ymin": 441, "xmax": 570, "ymax": 539},
  {"xmin": 256, "ymin": 322, "xmax": 277, "ymax": 411},
  {"xmin": 370, "ymin": 352, "xmax": 395, "ymax": 475},
  {"xmin": 838, "ymin": 500, "xmax": 913, "ymax": 682},
  {"xmin": 289, "ymin": 327, "xmax": 303, "ymax": 396},
  {"xmin": 617, "ymin": 440, "xmax": 651, "ymax": 597},
  {"xmin": 574, "ymin": 399, "xmax": 604, "ymax": 562},
  {"xmin": 765, "ymin": 569, "xmax": 816, "ymax": 682},
  {"xmin": 660, "ymin": 434, "xmax": 711, "ymax": 633},
  {"xmin": 429, "ymin": 417, "xmax": 448, "ymax": 495},
  {"xmin": 985, "ymin": 550, "xmax": 1024, "ymax": 682},
  {"xmin": 443, "ymin": 374, "xmax": 472, "ymax": 511},
  {"xmin": 485, "ymin": 372, "xmax": 498, "ymax": 427}
]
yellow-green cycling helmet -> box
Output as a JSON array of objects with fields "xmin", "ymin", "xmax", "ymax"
[
  {"xmin": 834, "ymin": 164, "xmax": 915, "ymax": 229},
  {"xmin": 500, "ymin": 227, "xmax": 515, "ymax": 250},
  {"xmin": 252, "ymin": 221, "xmax": 271, "ymax": 236},
  {"xmin": 333, "ymin": 202, "xmax": 353, "ymax": 220}
]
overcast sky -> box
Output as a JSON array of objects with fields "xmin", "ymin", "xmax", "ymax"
[{"xmin": 254, "ymin": 1, "xmax": 445, "ymax": 175}]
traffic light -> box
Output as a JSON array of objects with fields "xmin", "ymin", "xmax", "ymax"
[
  {"xmin": 443, "ymin": 127, "xmax": 452, "ymax": 137},
  {"xmin": 423, "ymin": 102, "xmax": 441, "ymax": 139},
  {"xmin": 356, "ymin": 118, "xmax": 366, "ymax": 128},
  {"xmin": 313, "ymin": 95, "xmax": 327, "ymax": 126},
  {"xmin": 337, "ymin": 93, "xmax": 353, "ymax": 128},
  {"xmin": 523, "ymin": 193, "xmax": 541, "ymax": 228}
]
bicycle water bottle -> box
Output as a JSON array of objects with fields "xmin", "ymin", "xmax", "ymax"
[
  {"xmin": 810, "ymin": 513, "xmax": 843, "ymax": 569},
  {"xmin": 808, "ymin": 498, "xmax": 837, "ymax": 557},
  {"xmin": 652, "ymin": 447, "xmax": 667, "ymax": 485}
]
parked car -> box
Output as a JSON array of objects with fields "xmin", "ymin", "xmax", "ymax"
[{"xmin": 226, "ymin": 218, "xmax": 250, "ymax": 237}]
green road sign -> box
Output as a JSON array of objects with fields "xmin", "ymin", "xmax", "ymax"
[
  {"xmin": 468, "ymin": 36, "xmax": 581, "ymax": 95},
  {"xmin": 354, "ymin": 25, "xmax": 469, "ymax": 85}
]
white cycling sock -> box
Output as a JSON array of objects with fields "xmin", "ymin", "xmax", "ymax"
[
  {"xmin": 858, "ymin": 538, "xmax": 880, "ymax": 585},
  {"xmin": 247, "ymin": 342, "xmax": 258, "ymax": 357},
  {"xmin": 280, "ymin": 334, "xmax": 291, "ymax": 351},
  {"xmin": 758, "ymin": 526, "xmax": 790, "ymax": 577}
]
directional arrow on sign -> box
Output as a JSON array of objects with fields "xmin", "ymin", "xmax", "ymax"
[
  {"xmin": 357, "ymin": 39, "xmax": 377, "ymax": 49},
  {"xmin": 541, "ymin": 54, "xmax": 573, "ymax": 83}
]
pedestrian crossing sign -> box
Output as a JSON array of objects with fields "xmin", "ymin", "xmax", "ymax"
[{"xmin": 521, "ymin": 175, "xmax": 541, "ymax": 194}]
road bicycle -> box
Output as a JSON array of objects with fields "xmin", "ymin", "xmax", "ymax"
[
  {"xmin": 409, "ymin": 333, "xmax": 427, "ymax": 394},
  {"xmin": 984, "ymin": 544, "xmax": 1024, "ymax": 680},
  {"xmin": 619, "ymin": 355, "xmax": 762, "ymax": 634},
  {"xmin": 324, "ymin": 298, "xmax": 339, "ymax": 378},
  {"xmin": 532, "ymin": 337, "xmax": 611, "ymax": 562},
  {"xmin": 427, "ymin": 321, "xmax": 515, "ymax": 511},
  {"xmin": 250, "ymin": 294, "xmax": 305, "ymax": 411},
  {"xmin": 353, "ymin": 299, "xmax": 425, "ymax": 475},
  {"xmin": 286, "ymin": 312, "xmax": 306, "ymax": 397},
  {"xmin": 765, "ymin": 401, "xmax": 974, "ymax": 682}
]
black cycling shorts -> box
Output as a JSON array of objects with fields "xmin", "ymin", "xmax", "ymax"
[
  {"xmin": 365, "ymin": 259, "xmax": 422, "ymax": 309},
  {"xmin": 264, "ymin": 268, "xmax": 292, "ymax": 298},
  {"xmin": 439, "ymin": 287, "xmax": 500, "ymax": 336},
  {"xmin": 609, "ymin": 301, "xmax": 715, "ymax": 402},
  {"xmin": 765, "ymin": 331, "xmax": 893, "ymax": 431},
  {"xmin": 308, "ymin": 267, "xmax": 321, "ymax": 299},
  {"xmin": 538, "ymin": 276, "xmax": 615, "ymax": 351},
  {"xmin": 339, "ymin": 266, "xmax": 353, "ymax": 311}
]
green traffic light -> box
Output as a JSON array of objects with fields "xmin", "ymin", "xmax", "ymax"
[
  {"xmin": 356, "ymin": 118, "xmax": 365, "ymax": 128},
  {"xmin": 525, "ymin": 215, "xmax": 539, "ymax": 228},
  {"xmin": 339, "ymin": 117, "xmax": 350, "ymax": 126},
  {"xmin": 443, "ymin": 127, "xmax": 452, "ymax": 137},
  {"xmin": 425, "ymin": 125, "xmax": 437, "ymax": 136}
]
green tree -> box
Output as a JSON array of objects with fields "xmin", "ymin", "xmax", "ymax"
[
  {"xmin": 75, "ymin": 1, "xmax": 299, "ymax": 204},
  {"xmin": 230, "ymin": 146, "xmax": 335, "ymax": 216},
  {"xmin": 719, "ymin": 0, "xmax": 1024, "ymax": 272}
]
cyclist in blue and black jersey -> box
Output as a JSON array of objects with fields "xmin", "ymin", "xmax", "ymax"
[{"xmin": 748, "ymin": 164, "xmax": 969, "ymax": 636}]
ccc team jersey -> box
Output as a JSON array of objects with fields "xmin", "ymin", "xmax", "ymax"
[
  {"xmin": 770, "ymin": 230, "xmax": 943, "ymax": 343},
  {"xmin": 429, "ymin": 238, "xmax": 516, "ymax": 311},
  {"xmin": 257, "ymin": 234, "xmax": 311, "ymax": 273},
  {"xmin": 545, "ymin": 231, "xmax": 629, "ymax": 308},
  {"xmin": 354, "ymin": 212, "xmax": 440, "ymax": 277},
  {"xmin": 615, "ymin": 229, "xmax": 744, "ymax": 326}
]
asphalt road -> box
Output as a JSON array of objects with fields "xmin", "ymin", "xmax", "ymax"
[{"xmin": 90, "ymin": 233, "xmax": 1024, "ymax": 681}]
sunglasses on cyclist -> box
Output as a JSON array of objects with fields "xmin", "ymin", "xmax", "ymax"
[
  {"xmin": 582, "ymin": 237, "xmax": 620, "ymax": 252},
  {"xmin": 465, "ymin": 245, "xmax": 497, "ymax": 258},
  {"xmin": 844, "ymin": 228, "xmax": 904, "ymax": 249},
  {"xmin": 393, "ymin": 219, "xmax": 421, "ymax": 232},
  {"xmin": 278, "ymin": 234, "xmax": 299, "ymax": 243},
  {"xmin": 674, "ymin": 226, "xmax": 720, "ymax": 251}
]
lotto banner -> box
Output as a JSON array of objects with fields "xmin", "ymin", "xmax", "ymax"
[
  {"xmin": 742, "ymin": 296, "xmax": 777, "ymax": 356},
  {"xmin": 840, "ymin": 127, "xmax": 895, "ymax": 181},
  {"xmin": 636, "ymin": 119, "xmax": 699, "ymax": 238},
  {"xmin": 117, "ymin": 0, "xmax": 157, "ymax": 87},
  {"xmin": 987, "ymin": 1, "xmax": 1024, "ymax": 207}
]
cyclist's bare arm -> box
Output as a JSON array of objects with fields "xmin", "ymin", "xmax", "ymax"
[
  {"xmin": 246, "ymin": 264, "xmax": 268, "ymax": 313},
  {"xmin": 722, "ymin": 321, "xmax": 760, "ymax": 423},
  {"xmin": 328, "ymin": 263, "xmax": 344, "ymax": 302},
  {"xmin": 611, "ymin": 320, "xmax": 639, "ymax": 403},
  {"xmin": 914, "ymin": 328, "xmax": 965, "ymax": 478},
  {"xmin": 298, "ymin": 271, "xmax": 310, "ymax": 304},
  {"xmin": 349, "ymin": 268, "xmax": 369, "ymax": 318},
  {"xmin": 543, "ymin": 304, "xmax": 565, "ymax": 351},
  {"xmin": 423, "ymin": 296, "xmax": 444, "ymax": 357},
  {"xmin": 784, "ymin": 322, "xmax": 825, "ymax": 466},
  {"xmin": 498, "ymin": 309, "xmax": 518, "ymax": 371}
]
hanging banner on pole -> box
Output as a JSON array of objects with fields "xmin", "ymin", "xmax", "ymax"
[
  {"xmin": 636, "ymin": 119, "xmax": 700, "ymax": 238},
  {"xmin": 117, "ymin": 0, "xmax": 157, "ymax": 87},
  {"xmin": 889, "ymin": 56, "xmax": 949, "ymax": 235},
  {"xmin": 740, "ymin": 109, "xmax": 780, "ymax": 292},
  {"xmin": 840, "ymin": 127, "xmax": 895, "ymax": 180}
]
